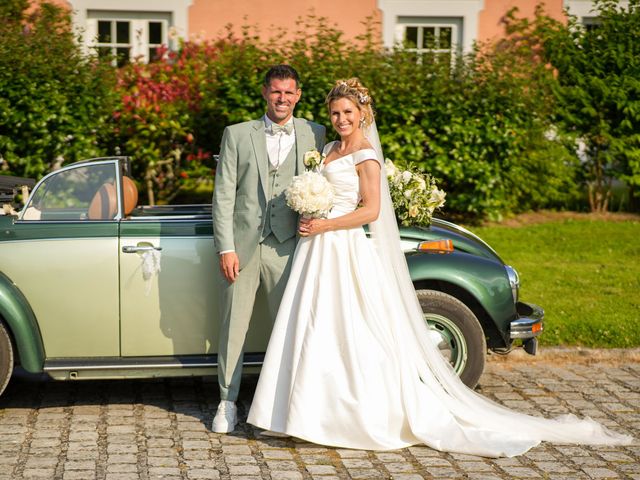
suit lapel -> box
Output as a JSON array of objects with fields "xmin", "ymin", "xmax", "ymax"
[
  {"xmin": 293, "ymin": 117, "xmax": 311, "ymax": 175},
  {"xmin": 250, "ymin": 119, "xmax": 269, "ymax": 198}
]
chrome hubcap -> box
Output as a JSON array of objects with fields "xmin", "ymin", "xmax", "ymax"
[{"xmin": 425, "ymin": 313, "xmax": 468, "ymax": 375}]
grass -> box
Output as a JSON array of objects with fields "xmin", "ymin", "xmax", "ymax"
[{"xmin": 471, "ymin": 216, "xmax": 640, "ymax": 348}]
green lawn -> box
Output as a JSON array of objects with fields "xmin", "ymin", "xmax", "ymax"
[{"xmin": 471, "ymin": 218, "xmax": 640, "ymax": 348}]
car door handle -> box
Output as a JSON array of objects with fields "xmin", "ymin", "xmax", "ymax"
[{"xmin": 122, "ymin": 245, "xmax": 163, "ymax": 253}]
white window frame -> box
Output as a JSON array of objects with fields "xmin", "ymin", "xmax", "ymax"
[
  {"xmin": 378, "ymin": 0, "xmax": 483, "ymax": 53},
  {"xmin": 563, "ymin": 0, "xmax": 629, "ymax": 25},
  {"xmin": 69, "ymin": 0, "xmax": 192, "ymax": 60},
  {"xmin": 87, "ymin": 13, "xmax": 170, "ymax": 64},
  {"xmin": 396, "ymin": 18, "xmax": 462, "ymax": 58}
]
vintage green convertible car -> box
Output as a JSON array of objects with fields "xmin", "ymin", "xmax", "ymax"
[{"xmin": 0, "ymin": 157, "xmax": 543, "ymax": 397}]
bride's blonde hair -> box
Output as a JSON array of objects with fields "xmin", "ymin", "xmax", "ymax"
[{"xmin": 325, "ymin": 78, "xmax": 374, "ymax": 128}]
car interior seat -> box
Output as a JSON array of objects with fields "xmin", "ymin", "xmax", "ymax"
[
  {"xmin": 122, "ymin": 175, "xmax": 138, "ymax": 216},
  {"xmin": 87, "ymin": 176, "xmax": 138, "ymax": 220},
  {"xmin": 87, "ymin": 182, "xmax": 118, "ymax": 220}
]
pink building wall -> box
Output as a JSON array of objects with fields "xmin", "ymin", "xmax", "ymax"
[
  {"xmin": 41, "ymin": 0, "xmax": 573, "ymax": 47},
  {"xmin": 188, "ymin": 0, "xmax": 381, "ymax": 43},
  {"xmin": 478, "ymin": 0, "xmax": 566, "ymax": 44}
]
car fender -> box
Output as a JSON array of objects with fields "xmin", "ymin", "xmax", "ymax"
[
  {"xmin": 406, "ymin": 251, "xmax": 516, "ymax": 335},
  {"xmin": 0, "ymin": 272, "xmax": 45, "ymax": 373}
]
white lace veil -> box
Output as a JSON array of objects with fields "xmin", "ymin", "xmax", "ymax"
[{"xmin": 363, "ymin": 121, "xmax": 632, "ymax": 453}]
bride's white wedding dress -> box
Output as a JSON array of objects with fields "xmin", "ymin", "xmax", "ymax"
[{"xmin": 247, "ymin": 140, "xmax": 632, "ymax": 457}]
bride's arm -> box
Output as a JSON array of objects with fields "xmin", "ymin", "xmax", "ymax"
[{"xmin": 298, "ymin": 160, "xmax": 380, "ymax": 236}]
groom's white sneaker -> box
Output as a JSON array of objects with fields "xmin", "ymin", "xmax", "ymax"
[{"xmin": 212, "ymin": 400, "xmax": 237, "ymax": 433}]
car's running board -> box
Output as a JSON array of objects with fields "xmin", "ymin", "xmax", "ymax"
[{"xmin": 43, "ymin": 354, "xmax": 265, "ymax": 380}]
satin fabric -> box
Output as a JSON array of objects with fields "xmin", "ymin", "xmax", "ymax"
[{"xmin": 247, "ymin": 146, "xmax": 633, "ymax": 456}]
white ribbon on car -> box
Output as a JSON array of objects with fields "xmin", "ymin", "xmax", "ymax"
[{"xmin": 141, "ymin": 249, "xmax": 161, "ymax": 296}]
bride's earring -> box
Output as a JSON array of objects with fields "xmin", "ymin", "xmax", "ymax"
[{"xmin": 359, "ymin": 118, "xmax": 365, "ymax": 128}]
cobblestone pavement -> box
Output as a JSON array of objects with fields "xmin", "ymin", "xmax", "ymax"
[{"xmin": 0, "ymin": 351, "xmax": 638, "ymax": 480}]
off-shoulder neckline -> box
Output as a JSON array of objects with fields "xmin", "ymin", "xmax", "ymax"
[{"xmin": 322, "ymin": 141, "xmax": 377, "ymax": 167}]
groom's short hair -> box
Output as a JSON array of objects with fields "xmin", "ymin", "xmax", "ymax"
[{"xmin": 264, "ymin": 65, "xmax": 300, "ymax": 88}]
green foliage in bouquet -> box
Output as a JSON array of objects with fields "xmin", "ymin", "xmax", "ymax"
[{"xmin": 385, "ymin": 159, "xmax": 445, "ymax": 227}]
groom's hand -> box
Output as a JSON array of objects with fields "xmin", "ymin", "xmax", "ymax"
[{"xmin": 219, "ymin": 252, "xmax": 240, "ymax": 283}]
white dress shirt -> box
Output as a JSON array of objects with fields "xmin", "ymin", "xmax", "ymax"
[{"xmin": 264, "ymin": 115, "xmax": 295, "ymax": 168}]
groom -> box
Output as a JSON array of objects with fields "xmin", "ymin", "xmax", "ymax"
[{"xmin": 211, "ymin": 64, "xmax": 325, "ymax": 433}]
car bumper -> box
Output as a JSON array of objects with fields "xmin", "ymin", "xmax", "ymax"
[{"xmin": 510, "ymin": 302, "xmax": 544, "ymax": 355}]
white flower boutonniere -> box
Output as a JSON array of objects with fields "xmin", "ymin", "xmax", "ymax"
[{"xmin": 303, "ymin": 149, "xmax": 325, "ymax": 171}]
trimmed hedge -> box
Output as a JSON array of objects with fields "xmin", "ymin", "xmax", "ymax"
[{"xmin": 6, "ymin": 3, "xmax": 638, "ymax": 220}]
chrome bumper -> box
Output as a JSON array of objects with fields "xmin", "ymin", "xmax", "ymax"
[
  {"xmin": 510, "ymin": 302, "xmax": 544, "ymax": 339},
  {"xmin": 510, "ymin": 302, "xmax": 544, "ymax": 355}
]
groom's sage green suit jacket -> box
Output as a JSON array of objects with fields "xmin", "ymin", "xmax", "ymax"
[{"xmin": 213, "ymin": 117, "xmax": 326, "ymax": 268}]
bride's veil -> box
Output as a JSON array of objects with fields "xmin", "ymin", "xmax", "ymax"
[{"xmin": 363, "ymin": 121, "xmax": 631, "ymax": 455}]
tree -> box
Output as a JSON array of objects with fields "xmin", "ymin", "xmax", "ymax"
[
  {"xmin": 530, "ymin": 0, "xmax": 640, "ymax": 212},
  {"xmin": 0, "ymin": 1, "xmax": 117, "ymax": 178}
]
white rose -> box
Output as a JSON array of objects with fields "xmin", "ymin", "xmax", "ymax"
[
  {"xmin": 430, "ymin": 188, "xmax": 446, "ymax": 207},
  {"xmin": 385, "ymin": 159, "xmax": 398, "ymax": 177},
  {"xmin": 401, "ymin": 171, "xmax": 412, "ymax": 184},
  {"xmin": 403, "ymin": 189, "xmax": 413, "ymax": 199}
]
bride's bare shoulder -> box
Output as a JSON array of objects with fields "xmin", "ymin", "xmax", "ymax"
[{"xmin": 359, "ymin": 139, "xmax": 373, "ymax": 151}]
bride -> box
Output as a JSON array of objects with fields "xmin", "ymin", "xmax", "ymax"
[{"xmin": 246, "ymin": 78, "xmax": 633, "ymax": 457}]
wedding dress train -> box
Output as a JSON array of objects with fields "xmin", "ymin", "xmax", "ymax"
[{"xmin": 247, "ymin": 141, "xmax": 633, "ymax": 457}]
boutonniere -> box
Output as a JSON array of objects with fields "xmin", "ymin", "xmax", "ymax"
[{"xmin": 303, "ymin": 149, "xmax": 325, "ymax": 171}]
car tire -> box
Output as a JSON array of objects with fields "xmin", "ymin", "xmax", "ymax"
[
  {"xmin": 0, "ymin": 321, "xmax": 14, "ymax": 397},
  {"xmin": 416, "ymin": 289, "xmax": 486, "ymax": 388}
]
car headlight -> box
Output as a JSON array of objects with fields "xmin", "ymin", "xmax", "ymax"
[{"xmin": 505, "ymin": 265, "xmax": 519, "ymax": 302}]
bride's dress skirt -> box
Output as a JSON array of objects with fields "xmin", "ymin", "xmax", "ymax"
[
  {"xmin": 247, "ymin": 224, "xmax": 631, "ymax": 456},
  {"xmin": 247, "ymin": 150, "xmax": 632, "ymax": 457}
]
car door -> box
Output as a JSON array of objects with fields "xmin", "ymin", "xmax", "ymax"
[
  {"xmin": 118, "ymin": 217, "xmax": 219, "ymax": 356},
  {"xmin": 118, "ymin": 213, "xmax": 275, "ymax": 358},
  {"xmin": 2, "ymin": 161, "xmax": 121, "ymax": 358}
]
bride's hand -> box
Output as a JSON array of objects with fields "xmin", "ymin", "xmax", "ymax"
[{"xmin": 298, "ymin": 217, "xmax": 330, "ymax": 237}]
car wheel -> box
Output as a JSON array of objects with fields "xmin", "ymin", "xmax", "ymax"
[
  {"xmin": 0, "ymin": 321, "xmax": 14, "ymax": 397},
  {"xmin": 416, "ymin": 289, "xmax": 486, "ymax": 388}
]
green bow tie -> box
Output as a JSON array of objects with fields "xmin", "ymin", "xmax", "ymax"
[{"xmin": 269, "ymin": 123, "xmax": 294, "ymax": 135}]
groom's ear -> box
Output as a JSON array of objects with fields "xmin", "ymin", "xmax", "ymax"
[{"xmin": 261, "ymin": 85, "xmax": 268, "ymax": 100}]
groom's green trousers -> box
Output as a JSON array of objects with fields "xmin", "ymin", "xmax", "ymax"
[{"xmin": 217, "ymin": 233, "xmax": 296, "ymax": 401}]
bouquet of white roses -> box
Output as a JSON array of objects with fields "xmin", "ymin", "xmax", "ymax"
[
  {"xmin": 385, "ymin": 159, "xmax": 445, "ymax": 227},
  {"xmin": 285, "ymin": 171, "xmax": 335, "ymax": 218}
]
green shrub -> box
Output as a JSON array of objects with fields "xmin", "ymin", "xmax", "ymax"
[
  {"xmin": 120, "ymin": 16, "xmax": 577, "ymax": 218},
  {"xmin": 0, "ymin": 1, "xmax": 117, "ymax": 179}
]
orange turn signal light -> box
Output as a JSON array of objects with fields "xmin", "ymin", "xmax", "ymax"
[
  {"xmin": 417, "ymin": 239, "xmax": 454, "ymax": 254},
  {"xmin": 531, "ymin": 322, "xmax": 543, "ymax": 334}
]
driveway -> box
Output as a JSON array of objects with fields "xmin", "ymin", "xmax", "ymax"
[{"xmin": 0, "ymin": 348, "xmax": 638, "ymax": 480}]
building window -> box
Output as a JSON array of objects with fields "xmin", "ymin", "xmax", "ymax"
[
  {"xmin": 87, "ymin": 12, "xmax": 170, "ymax": 65},
  {"xmin": 96, "ymin": 20, "xmax": 132, "ymax": 66},
  {"xmin": 582, "ymin": 16, "xmax": 601, "ymax": 31},
  {"xmin": 148, "ymin": 21, "xmax": 164, "ymax": 61},
  {"xmin": 396, "ymin": 17, "xmax": 462, "ymax": 62}
]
